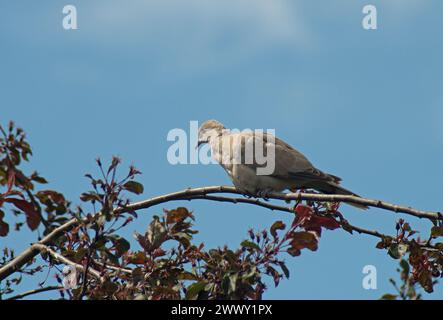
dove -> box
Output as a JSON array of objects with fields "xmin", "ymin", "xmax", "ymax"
[{"xmin": 197, "ymin": 119, "xmax": 367, "ymax": 209}]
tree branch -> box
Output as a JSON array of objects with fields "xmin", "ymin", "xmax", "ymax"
[
  {"xmin": 31, "ymin": 243, "xmax": 102, "ymax": 281},
  {"xmin": 6, "ymin": 285, "xmax": 63, "ymax": 300},
  {"xmin": 1, "ymin": 185, "xmax": 441, "ymax": 282}
]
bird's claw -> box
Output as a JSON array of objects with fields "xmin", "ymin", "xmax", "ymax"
[{"xmin": 256, "ymin": 189, "xmax": 272, "ymax": 201}]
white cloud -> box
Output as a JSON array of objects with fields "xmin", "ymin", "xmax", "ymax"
[{"xmin": 82, "ymin": 0, "xmax": 311, "ymax": 74}]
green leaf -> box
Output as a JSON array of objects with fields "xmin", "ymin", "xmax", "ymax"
[
  {"xmin": 109, "ymin": 235, "xmax": 131, "ymax": 256},
  {"xmin": 240, "ymin": 240, "xmax": 260, "ymax": 251},
  {"xmin": 123, "ymin": 181, "xmax": 144, "ymax": 195},
  {"xmin": 399, "ymin": 259, "xmax": 409, "ymax": 275},
  {"xmin": 388, "ymin": 243, "xmax": 408, "ymax": 259},
  {"xmin": 431, "ymin": 226, "xmax": 443, "ymax": 238},
  {"xmin": 146, "ymin": 216, "xmax": 167, "ymax": 250},
  {"xmin": 177, "ymin": 271, "xmax": 198, "ymax": 281},
  {"xmin": 229, "ymin": 273, "xmax": 238, "ymax": 294},
  {"xmin": 185, "ymin": 281, "xmax": 206, "ymax": 300}
]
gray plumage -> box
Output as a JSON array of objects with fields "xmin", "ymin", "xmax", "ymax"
[{"xmin": 197, "ymin": 119, "xmax": 367, "ymax": 209}]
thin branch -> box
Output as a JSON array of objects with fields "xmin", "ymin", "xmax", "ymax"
[
  {"xmin": 6, "ymin": 285, "xmax": 63, "ymax": 300},
  {"xmin": 179, "ymin": 194, "xmax": 439, "ymax": 250},
  {"xmin": 93, "ymin": 260, "xmax": 132, "ymax": 275},
  {"xmin": 119, "ymin": 186, "xmax": 441, "ymax": 221},
  {"xmin": 1, "ymin": 185, "xmax": 441, "ymax": 282},
  {"xmin": 31, "ymin": 244, "xmax": 102, "ymax": 281}
]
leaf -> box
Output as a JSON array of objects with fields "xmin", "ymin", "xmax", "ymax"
[
  {"xmin": 0, "ymin": 221, "xmax": 9, "ymax": 237},
  {"xmin": 289, "ymin": 231, "xmax": 318, "ymax": 252},
  {"xmin": 380, "ymin": 294, "xmax": 398, "ymax": 300},
  {"xmin": 37, "ymin": 190, "xmax": 66, "ymax": 204},
  {"xmin": 278, "ymin": 261, "xmax": 290, "ymax": 279},
  {"xmin": 0, "ymin": 210, "xmax": 9, "ymax": 237},
  {"xmin": 177, "ymin": 271, "xmax": 198, "ymax": 281},
  {"xmin": 266, "ymin": 265, "xmax": 281, "ymax": 287},
  {"xmin": 287, "ymin": 247, "xmax": 301, "ymax": 257},
  {"xmin": 146, "ymin": 216, "xmax": 167, "ymax": 249},
  {"xmin": 295, "ymin": 205, "xmax": 314, "ymax": 219},
  {"xmin": 173, "ymin": 232, "xmax": 192, "ymax": 248},
  {"xmin": 431, "ymin": 226, "xmax": 443, "ymax": 238},
  {"xmin": 30, "ymin": 172, "xmax": 48, "ymax": 184},
  {"xmin": 80, "ymin": 191, "xmax": 101, "ymax": 203},
  {"xmin": 107, "ymin": 156, "xmax": 121, "ymax": 175},
  {"xmin": 388, "ymin": 243, "xmax": 409, "ymax": 259},
  {"xmin": 185, "ymin": 281, "xmax": 206, "ymax": 300},
  {"xmin": 102, "ymin": 280, "xmax": 119, "ymax": 295},
  {"xmin": 5, "ymin": 198, "xmax": 40, "ymax": 230},
  {"xmin": 127, "ymin": 251, "xmax": 148, "ymax": 265},
  {"xmin": 133, "ymin": 232, "xmax": 152, "ymax": 252},
  {"xmin": 270, "ymin": 221, "xmax": 286, "ymax": 239},
  {"xmin": 309, "ymin": 215, "xmax": 341, "ymax": 231},
  {"xmin": 229, "ymin": 273, "xmax": 238, "ymax": 294},
  {"xmin": 166, "ymin": 207, "xmax": 192, "ymax": 224},
  {"xmin": 399, "ymin": 259, "xmax": 410, "ymax": 275},
  {"xmin": 418, "ymin": 271, "xmax": 433, "ymax": 293},
  {"xmin": 240, "ymin": 240, "xmax": 260, "ymax": 251},
  {"xmin": 7, "ymin": 170, "xmax": 15, "ymax": 192},
  {"xmin": 123, "ymin": 181, "xmax": 144, "ymax": 195},
  {"xmin": 109, "ymin": 235, "xmax": 131, "ymax": 256},
  {"xmin": 132, "ymin": 267, "xmax": 144, "ymax": 284}
]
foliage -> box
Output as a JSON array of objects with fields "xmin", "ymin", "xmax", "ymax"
[
  {"xmin": 381, "ymin": 259, "xmax": 423, "ymax": 300},
  {"xmin": 0, "ymin": 121, "xmax": 442, "ymax": 300}
]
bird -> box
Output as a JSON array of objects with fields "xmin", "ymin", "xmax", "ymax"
[{"xmin": 197, "ymin": 119, "xmax": 367, "ymax": 209}]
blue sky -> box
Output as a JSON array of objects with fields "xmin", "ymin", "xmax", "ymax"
[{"xmin": 1, "ymin": 0, "xmax": 442, "ymax": 299}]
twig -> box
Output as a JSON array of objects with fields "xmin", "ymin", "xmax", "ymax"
[
  {"xmin": 31, "ymin": 243, "xmax": 102, "ymax": 281},
  {"xmin": 6, "ymin": 285, "xmax": 63, "ymax": 300}
]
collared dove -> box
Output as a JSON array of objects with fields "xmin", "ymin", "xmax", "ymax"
[{"xmin": 197, "ymin": 119, "xmax": 367, "ymax": 209}]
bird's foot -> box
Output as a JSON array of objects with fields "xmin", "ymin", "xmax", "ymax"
[{"xmin": 256, "ymin": 189, "xmax": 273, "ymax": 201}]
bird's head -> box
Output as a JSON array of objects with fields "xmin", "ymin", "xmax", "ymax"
[{"xmin": 197, "ymin": 119, "xmax": 225, "ymax": 148}]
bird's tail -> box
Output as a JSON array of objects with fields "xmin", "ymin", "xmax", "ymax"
[{"xmin": 309, "ymin": 181, "xmax": 368, "ymax": 210}]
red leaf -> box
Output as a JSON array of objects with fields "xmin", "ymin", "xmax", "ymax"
[
  {"xmin": 292, "ymin": 205, "xmax": 315, "ymax": 228},
  {"xmin": 293, "ymin": 204, "xmax": 340, "ymax": 235},
  {"xmin": 290, "ymin": 231, "xmax": 318, "ymax": 252},
  {"xmin": 7, "ymin": 171, "xmax": 15, "ymax": 193},
  {"xmin": 0, "ymin": 211, "xmax": 9, "ymax": 237},
  {"xmin": 295, "ymin": 205, "xmax": 314, "ymax": 219},
  {"xmin": 5, "ymin": 198, "xmax": 40, "ymax": 230},
  {"xmin": 310, "ymin": 215, "xmax": 341, "ymax": 230},
  {"xmin": 0, "ymin": 221, "xmax": 9, "ymax": 237}
]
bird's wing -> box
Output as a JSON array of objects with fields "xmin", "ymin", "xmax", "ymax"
[{"xmin": 231, "ymin": 132, "xmax": 340, "ymax": 183}]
